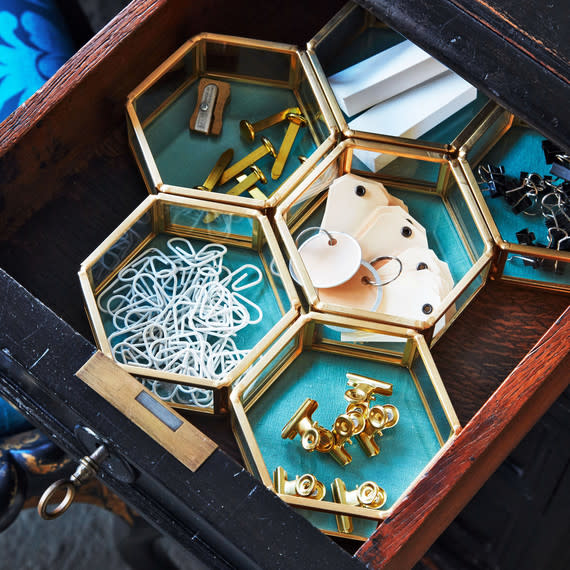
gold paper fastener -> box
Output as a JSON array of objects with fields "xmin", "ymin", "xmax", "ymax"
[
  {"xmin": 281, "ymin": 398, "xmax": 354, "ymax": 466},
  {"xmin": 271, "ymin": 113, "xmax": 307, "ymax": 180},
  {"xmin": 220, "ymin": 136, "xmax": 276, "ymax": 185},
  {"xmin": 196, "ymin": 148, "xmax": 234, "ymax": 191},
  {"xmin": 240, "ymin": 107, "xmax": 300, "ymax": 143},
  {"xmin": 331, "ymin": 478, "xmax": 387, "ymax": 534},
  {"xmin": 273, "ymin": 466, "xmax": 325, "ymax": 500}
]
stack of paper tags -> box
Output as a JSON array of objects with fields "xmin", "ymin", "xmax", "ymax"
[
  {"xmin": 327, "ymin": 40, "xmax": 476, "ymax": 171},
  {"xmin": 297, "ymin": 173, "xmax": 455, "ymax": 340}
]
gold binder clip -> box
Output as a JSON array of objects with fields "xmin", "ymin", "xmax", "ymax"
[
  {"xmin": 281, "ymin": 399, "xmax": 334, "ymax": 453},
  {"xmin": 331, "ymin": 478, "xmax": 387, "ymax": 534},
  {"xmin": 329, "ymin": 414, "xmax": 354, "ymax": 466},
  {"xmin": 273, "ymin": 466, "xmax": 325, "ymax": 500},
  {"xmin": 354, "ymin": 403, "xmax": 399, "ymax": 457},
  {"xmin": 344, "ymin": 372, "xmax": 393, "ymax": 404}
]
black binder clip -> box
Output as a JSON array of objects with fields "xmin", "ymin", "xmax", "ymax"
[{"xmin": 478, "ymin": 164, "xmax": 509, "ymax": 198}]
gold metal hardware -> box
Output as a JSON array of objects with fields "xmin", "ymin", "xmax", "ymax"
[
  {"xmin": 354, "ymin": 403, "xmax": 399, "ymax": 457},
  {"xmin": 281, "ymin": 398, "xmax": 334, "ymax": 453},
  {"xmin": 38, "ymin": 444, "xmax": 109, "ymax": 520},
  {"xmin": 344, "ymin": 372, "xmax": 393, "ymax": 404},
  {"xmin": 203, "ymin": 166, "xmax": 267, "ymax": 223},
  {"xmin": 239, "ymin": 107, "xmax": 301, "ymax": 143},
  {"xmin": 220, "ymin": 136, "xmax": 277, "ymax": 185},
  {"xmin": 281, "ymin": 399, "xmax": 355, "ymax": 465},
  {"xmin": 331, "ymin": 478, "xmax": 387, "ymax": 534},
  {"xmin": 271, "ymin": 113, "xmax": 307, "ymax": 180},
  {"xmin": 273, "ymin": 466, "xmax": 325, "ymax": 500},
  {"xmin": 196, "ymin": 148, "xmax": 234, "ymax": 191}
]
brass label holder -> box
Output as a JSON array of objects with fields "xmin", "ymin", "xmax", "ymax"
[{"xmin": 76, "ymin": 351, "xmax": 217, "ymax": 472}]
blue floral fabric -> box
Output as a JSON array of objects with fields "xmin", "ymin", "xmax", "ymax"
[
  {"xmin": 0, "ymin": 0, "xmax": 74, "ymax": 122},
  {"xmin": 0, "ymin": 0, "xmax": 74, "ymax": 434}
]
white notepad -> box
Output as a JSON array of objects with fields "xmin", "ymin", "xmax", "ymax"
[
  {"xmin": 328, "ymin": 39, "xmax": 448, "ymax": 117},
  {"xmin": 350, "ymin": 71, "xmax": 477, "ymax": 171}
]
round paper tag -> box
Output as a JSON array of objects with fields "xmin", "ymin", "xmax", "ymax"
[{"xmin": 297, "ymin": 230, "xmax": 362, "ymax": 288}]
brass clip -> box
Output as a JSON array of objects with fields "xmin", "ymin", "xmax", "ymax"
[
  {"xmin": 353, "ymin": 403, "xmax": 399, "ymax": 457},
  {"xmin": 273, "ymin": 466, "xmax": 325, "ymax": 500},
  {"xmin": 344, "ymin": 372, "xmax": 393, "ymax": 404},
  {"xmin": 331, "ymin": 478, "xmax": 387, "ymax": 534},
  {"xmin": 281, "ymin": 398, "xmax": 334, "ymax": 453}
]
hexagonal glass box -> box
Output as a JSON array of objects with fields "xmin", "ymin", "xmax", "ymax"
[
  {"xmin": 455, "ymin": 102, "xmax": 570, "ymax": 291},
  {"xmin": 306, "ymin": 2, "xmax": 489, "ymax": 155},
  {"xmin": 126, "ymin": 33, "xmax": 337, "ymax": 209},
  {"xmin": 79, "ymin": 194, "xmax": 300, "ymax": 414},
  {"xmin": 275, "ymin": 139, "xmax": 494, "ymax": 345},
  {"xmin": 230, "ymin": 311, "xmax": 459, "ymax": 540}
]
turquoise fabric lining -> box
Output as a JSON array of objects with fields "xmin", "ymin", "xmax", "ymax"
[
  {"xmin": 247, "ymin": 350, "xmax": 448, "ymax": 538},
  {"xmin": 144, "ymin": 80, "xmax": 318, "ymax": 196},
  {"xmin": 480, "ymin": 126, "xmax": 570, "ymax": 286}
]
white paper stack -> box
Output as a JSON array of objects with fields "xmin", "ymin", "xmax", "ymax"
[
  {"xmin": 328, "ymin": 40, "xmax": 448, "ymax": 117},
  {"xmin": 350, "ymin": 71, "xmax": 476, "ymax": 171}
]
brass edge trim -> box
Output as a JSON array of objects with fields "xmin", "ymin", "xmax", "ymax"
[
  {"xmin": 415, "ymin": 335, "xmax": 460, "ymax": 431},
  {"xmin": 126, "ymin": 104, "xmax": 162, "ymax": 187},
  {"xmin": 80, "ymin": 197, "xmax": 157, "ymax": 269},
  {"xmin": 127, "ymin": 35, "xmax": 199, "ymax": 101},
  {"xmin": 231, "ymin": 315, "xmax": 309, "ymax": 400},
  {"xmin": 258, "ymin": 215, "xmax": 301, "ymax": 308},
  {"xmin": 306, "ymin": 2, "xmax": 357, "ymax": 50},
  {"xmin": 161, "ymin": 184, "xmax": 265, "ymax": 209},
  {"xmin": 281, "ymin": 495, "xmax": 386, "ymax": 520},
  {"xmin": 78, "ymin": 270, "xmax": 112, "ymax": 355},
  {"xmin": 409, "ymin": 368, "xmax": 445, "ymax": 447},
  {"xmin": 200, "ymin": 32, "xmax": 298, "ymax": 55},
  {"xmin": 76, "ymin": 351, "xmax": 217, "ymax": 472}
]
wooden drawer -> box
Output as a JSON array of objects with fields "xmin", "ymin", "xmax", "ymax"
[{"xmin": 0, "ymin": 0, "xmax": 568, "ymax": 567}]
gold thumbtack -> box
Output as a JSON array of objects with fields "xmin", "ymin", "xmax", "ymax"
[
  {"xmin": 220, "ymin": 136, "xmax": 277, "ymax": 185},
  {"xmin": 331, "ymin": 478, "xmax": 387, "ymax": 534},
  {"xmin": 271, "ymin": 113, "xmax": 307, "ymax": 180},
  {"xmin": 273, "ymin": 466, "xmax": 326, "ymax": 500},
  {"xmin": 281, "ymin": 399, "xmax": 334, "ymax": 453},
  {"xmin": 240, "ymin": 107, "xmax": 301, "ymax": 143},
  {"xmin": 344, "ymin": 373, "xmax": 393, "ymax": 404},
  {"xmin": 196, "ymin": 148, "xmax": 234, "ymax": 192}
]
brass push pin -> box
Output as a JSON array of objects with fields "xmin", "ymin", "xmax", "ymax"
[
  {"xmin": 196, "ymin": 148, "xmax": 234, "ymax": 191},
  {"xmin": 344, "ymin": 373, "xmax": 393, "ymax": 404},
  {"xmin": 240, "ymin": 107, "xmax": 301, "ymax": 143},
  {"xmin": 271, "ymin": 113, "xmax": 307, "ymax": 180},
  {"xmin": 331, "ymin": 478, "xmax": 387, "ymax": 534},
  {"xmin": 273, "ymin": 466, "xmax": 325, "ymax": 500},
  {"xmin": 220, "ymin": 136, "xmax": 277, "ymax": 185},
  {"xmin": 281, "ymin": 398, "xmax": 334, "ymax": 453}
]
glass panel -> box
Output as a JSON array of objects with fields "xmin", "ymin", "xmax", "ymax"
[
  {"xmin": 313, "ymin": 4, "xmax": 488, "ymax": 145},
  {"xmin": 90, "ymin": 212, "xmax": 152, "ymax": 289},
  {"xmin": 476, "ymin": 124, "xmax": 570, "ymax": 287}
]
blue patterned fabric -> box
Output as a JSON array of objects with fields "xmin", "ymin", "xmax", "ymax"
[
  {"xmin": 0, "ymin": 0, "xmax": 74, "ymax": 122},
  {"xmin": 0, "ymin": 0, "xmax": 74, "ymax": 434}
]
